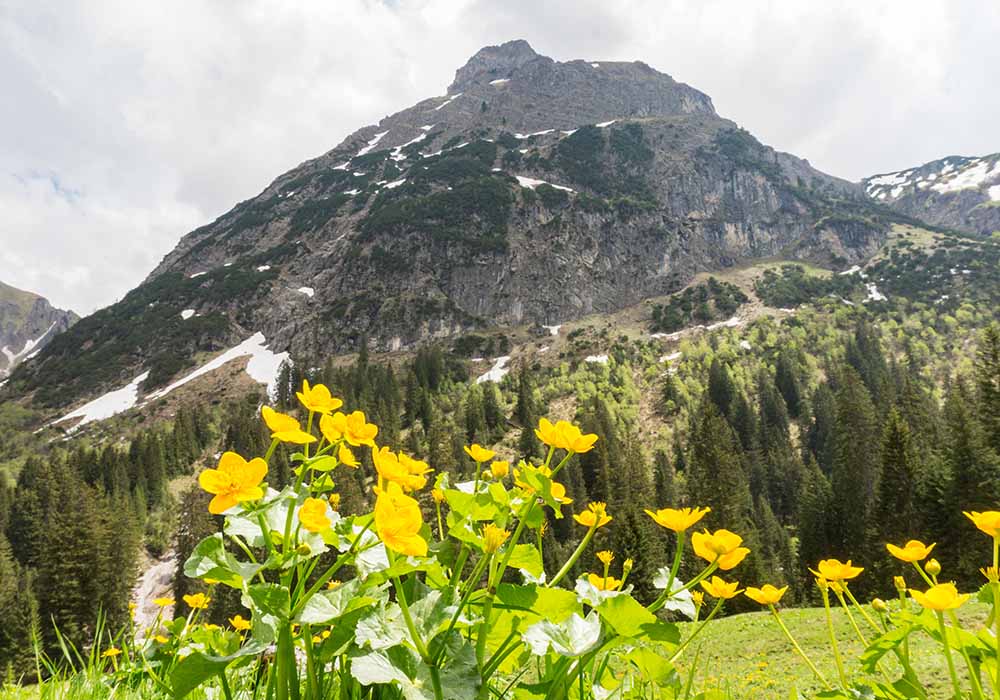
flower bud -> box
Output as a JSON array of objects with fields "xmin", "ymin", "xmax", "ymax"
[
  {"xmin": 872, "ymin": 598, "xmax": 888, "ymax": 613},
  {"xmin": 893, "ymin": 576, "xmax": 906, "ymax": 592},
  {"xmin": 926, "ymin": 559, "xmax": 941, "ymax": 577},
  {"xmin": 296, "ymin": 543, "xmax": 312, "ymax": 556},
  {"xmin": 815, "ymin": 576, "xmax": 829, "ymax": 591},
  {"xmin": 328, "ymin": 493, "xmax": 341, "ymax": 511},
  {"xmin": 431, "ymin": 488, "xmax": 445, "ymax": 504},
  {"xmin": 622, "ymin": 558, "xmax": 634, "ymax": 581}
]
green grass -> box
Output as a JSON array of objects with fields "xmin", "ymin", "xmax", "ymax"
[{"xmin": 679, "ymin": 601, "xmax": 990, "ymax": 699}]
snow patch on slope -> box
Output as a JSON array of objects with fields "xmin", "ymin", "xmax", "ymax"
[
  {"xmin": 54, "ymin": 371, "xmax": 150, "ymax": 431},
  {"xmin": 476, "ymin": 356, "xmax": 510, "ymax": 384},
  {"xmin": 516, "ymin": 176, "xmax": 574, "ymax": 192}
]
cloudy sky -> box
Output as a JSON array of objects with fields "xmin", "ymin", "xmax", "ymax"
[{"xmin": 2, "ymin": 0, "xmax": 997, "ymax": 315}]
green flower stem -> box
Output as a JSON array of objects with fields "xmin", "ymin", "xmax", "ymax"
[
  {"xmin": 646, "ymin": 531, "xmax": 689, "ymax": 613},
  {"xmin": 219, "ymin": 669, "xmax": 234, "ymax": 700},
  {"xmin": 669, "ymin": 598, "xmax": 724, "ymax": 663},
  {"xmin": 434, "ymin": 554, "xmax": 492, "ymax": 665},
  {"xmin": 392, "ymin": 571, "xmax": 443, "ymax": 700},
  {"xmin": 289, "ymin": 520, "xmax": 373, "ymax": 618},
  {"xmin": 435, "ymin": 500, "xmax": 444, "ymax": 542},
  {"xmin": 263, "ymin": 438, "xmax": 280, "ymax": 464},
  {"xmin": 911, "ymin": 561, "xmax": 935, "ymax": 587},
  {"xmin": 945, "ymin": 608, "xmax": 985, "ymax": 700},
  {"xmin": 769, "ymin": 606, "xmax": 831, "ymax": 690},
  {"xmin": 449, "ymin": 544, "xmax": 470, "ymax": 590},
  {"xmin": 548, "ymin": 522, "xmax": 597, "ymax": 588},
  {"xmin": 898, "ymin": 587, "xmax": 912, "ymax": 666},
  {"xmin": 843, "ymin": 586, "xmax": 881, "ymax": 633},
  {"xmin": 821, "ymin": 586, "xmax": 849, "ymax": 689},
  {"xmin": 482, "ymin": 629, "xmax": 521, "ymax": 679},
  {"xmin": 834, "ymin": 590, "xmax": 869, "ymax": 647},
  {"xmin": 650, "ymin": 561, "xmax": 720, "ymax": 613},
  {"xmin": 937, "ymin": 611, "xmax": 963, "ymax": 700},
  {"xmin": 542, "ymin": 445, "xmax": 555, "ymax": 469},
  {"xmin": 548, "ymin": 451, "xmax": 574, "ymax": 478},
  {"xmin": 304, "ymin": 410, "xmax": 315, "ymax": 459},
  {"xmin": 993, "ymin": 537, "xmax": 1000, "ymax": 700}
]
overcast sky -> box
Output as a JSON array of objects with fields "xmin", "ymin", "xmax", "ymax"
[{"xmin": 2, "ymin": 0, "xmax": 997, "ymax": 315}]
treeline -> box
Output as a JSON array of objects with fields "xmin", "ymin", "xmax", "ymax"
[{"xmin": 0, "ymin": 406, "xmax": 213, "ymax": 679}]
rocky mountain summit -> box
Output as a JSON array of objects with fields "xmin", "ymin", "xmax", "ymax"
[
  {"xmin": 11, "ymin": 40, "xmax": 905, "ymax": 409},
  {"xmin": 863, "ymin": 153, "xmax": 1000, "ymax": 236},
  {"xmin": 0, "ymin": 281, "xmax": 77, "ymax": 378}
]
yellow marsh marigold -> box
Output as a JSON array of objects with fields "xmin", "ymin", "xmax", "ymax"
[
  {"xmin": 296, "ymin": 380, "xmax": 343, "ymax": 415},
  {"xmin": 464, "ymin": 444, "xmax": 495, "ymax": 463},
  {"xmin": 982, "ymin": 566, "xmax": 1000, "ymax": 584},
  {"xmin": 374, "ymin": 482, "xmax": 427, "ymax": 557},
  {"xmin": 338, "ymin": 443, "xmax": 359, "ymax": 468},
  {"xmin": 700, "ymin": 576, "xmax": 743, "ymax": 599},
  {"xmin": 198, "ymin": 452, "xmax": 267, "ymax": 514},
  {"xmin": 320, "ymin": 411, "xmax": 378, "ymax": 447},
  {"xmin": 328, "ymin": 493, "xmax": 341, "ymax": 511},
  {"xmin": 744, "ymin": 584, "xmax": 788, "ymax": 606},
  {"xmin": 886, "ymin": 539, "xmax": 935, "ymax": 562},
  {"xmin": 431, "ymin": 488, "xmax": 445, "ymax": 504},
  {"xmin": 810, "ymin": 559, "xmax": 864, "ymax": 582},
  {"xmin": 691, "ymin": 529, "xmax": 750, "ymax": 570},
  {"xmin": 373, "ymin": 446, "xmax": 430, "ymax": 491},
  {"xmin": 229, "ymin": 615, "xmax": 251, "ymax": 631},
  {"xmin": 574, "ymin": 502, "xmax": 612, "ymax": 528},
  {"xmin": 299, "ymin": 497, "xmax": 331, "ymax": 533},
  {"xmin": 490, "ymin": 460, "xmax": 510, "ymax": 479},
  {"xmin": 153, "ymin": 635, "xmax": 169, "ymax": 644},
  {"xmin": 645, "ymin": 506, "xmax": 711, "ymax": 533},
  {"xmin": 587, "ymin": 573, "xmax": 623, "ymax": 591},
  {"xmin": 534, "ymin": 418, "xmax": 599, "ymax": 453},
  {"xmin": 482, "ymin": 524, "xmax": 510, "ymax": 553},
  {"xmin": 154, "ymin": 597, "xmax": 175, "ymax": 607},
  {"xmin": 183, "ymin": 593, "xmax": 210, "ymax": 610},
  {"xmin": 910, "ymin": 582, "xmax": 969, "ymax": 611},
  {"xmin": 597, "ymin": 550, "xmax": 615, "ymax": 566},
  {"xmin": 262, "ymin": 406, "xmax": 316, "ymax": 444},
  {"xmin": 691, "ymin": 590, "xmax": 705, "ymax": 608},
  {"xmin": 964, "ymin": 511, "xmax": 1000, "ymax": 538},
  {"xmin": 926, "ymin": 558, "xmax": 941, "ymax": 577},
  {"xmin": 102, "ymin": 647, "xmax": 122, "ymax": 659}
]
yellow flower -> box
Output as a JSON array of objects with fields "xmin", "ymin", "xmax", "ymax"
[
  {"xmin": 597, "ymin": 550, "xmax": 615, "ymax": 566},
  {"xmin": 374, "ymin": 482, "xmax": 428, "ymax": 557},
  {"xmin": 431, "ymin": 488, "xmax": 445, "ymax": 504},
  {"xmin": 586, "ymin": 573, "xmax": 623, "ymax": 591},
  {"xmin": 198, "ymin": 452, "xmax": 268, "ymax": 515},
  {"xmin": 574, "ymin": 502, "xmax": 612, "ymax": 528},
  {"xmin": 534, "ymin": 418, "xmax": 598, "ymax": 453},
  {"xmin": 153, "ymin": 597, "xmax": 175, "ymax": 607},
  {"xmin": 489, "ymin": 460, "xmax": 510, "ymax": 479},
  {"xmin": 320, "ymin": 411, "xmax": 379, "ymax": 447},
  {"xmin": 296, "ymin": 380, "xmax": 343, "ymax": 415},
  {"xmin": 464, "ymin": 444, "xmax": 496, "ymax": 463},
  {"xmin": 373, "ymin": 446, "xmax": 430, "ymax": 491},
  {"xmin": 338, "ymin": 443, "xmax": 359, "ymax": 468},
  {"xmin": 645, "ymin": 506, "xmax": 711, "ymax": 532},
  {"xmin": 262, "ymin": 406, "xmax": 317, "ymax": 444},
  {"xmin": 893, "ymin": 576, "xmax": 906, "ymax": 592},
  {"xmin": 312, "ymin": 634, "xmax": 323, "ymax": 644},
  {"xmin": 691, "ymin": 529, "xmax": 750, "ymax": 570},
  {"xmin": 327, "ymin": 580, "xmax": 342, "ymax": 590},
  {"xmin": 926, "ymin": 558, "xmax": 941, "ymax": 577},
  {"xmin": 744, "ymin": 584, "xmax": 788, "ymax": 606},
  {"xmin": 700, "ymin": 576, "xmax": 743, "ymax": 599},
  {"xmin": 691, "ymin": 590, "xmax": 705, "ymax": 607},
  {"xmin": 329, "ymin": 493, "xmax": 341, "ymax": 511},
  {"xmin": 183, "ymin": 593, "xmax": 210, "ymax": 610},
  {"xmin": 910, "ymin": 582, "xmax": 969, "ymax": 611},
  {"xmin": 809, "ymin": 559, "xmax": 864, "ymax": 582},
  {"xmin": 203, "ymin": 578, "xmax": 220, "ymax": 586},
  {"xmin": 982, "ymin": 566, "xmax": 1000, "ymax": 584},
  {"xmin": 153, "ymin": 635, "xmax": 169, "ymax": 644},
  {"xmin": 229, "ymin": 615, "xmax": 251, "ymax": 631},
  {"xmin": 102, "ymin": 647, "xmax": 122, "ymax": 658},
  {"xmin": 886, "ymin": 540, "xmax": 935, "ymax": 563},
  {"xmin": 203, "ymin": 624, "xmax": 220, "ymax": 631},
  {"xmin": 965, "ymin": 511, "xmax": 1000, "ymax": 538},
  {"xmin": 514, "ymin": 465, "xmax": 572, "ymax": 504},
  {"xmin": 482, "ymin": 524, "xmax": 510, "ymax": 553},
  {"xmin": 299, "ymin": 497, "xmax": 331, "ymax": 533}
]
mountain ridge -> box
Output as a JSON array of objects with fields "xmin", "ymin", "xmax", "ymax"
[{"xmin": 0, "ymin": 281, "xmax": 77, "ymax": 379}]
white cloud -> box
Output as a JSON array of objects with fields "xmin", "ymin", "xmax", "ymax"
[{"xmin": 0, "ymin": 0, "xmax": 996, "ymax": 313}]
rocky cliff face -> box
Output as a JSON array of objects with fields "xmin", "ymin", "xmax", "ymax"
[
  {"xmin": 0, "ymin": 281, "xmax": 77, "ymax": 378},
  {"xmin": 12, "ymin": 40, "xmax": 900, "ymax": 408},
  {"xmin": 863, "ymin": 153, "xmax": 1000, "ymax": 236}
]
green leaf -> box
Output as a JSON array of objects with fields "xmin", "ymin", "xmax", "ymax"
[
  {"xmin": 522, "ymin": 611, "xmax": 602, "ymax": 657},
  {"xmin": 169, "ymin": 643, "xmax": 266, "ymax": 698},
  {"xmin": 496, "ymin": 583, "xmax": 579, "ymax": 623},
  {"xmin": 356, "ymin": 602, "xmax": 408, "ymax": 650},
  {"xmin": 296, "ymin": 579, "xmax": 376, "ymax": 624},
  {"xmin": 627, "ymin": 647, "xmax": 677, "ymax": 685},
  {"xmin": 246, "ymin": 583, "xmax": 290, "ymax": 619},
  {"xmin": 506, "ymin": 544, "xmax": 543, "ymax": 578},
  {"xmin": 183, "ymin": 533, "xmax": 260, "ymax": 588},
  {"xmin": 860, "ymin": 624, "xmax": 912, "ymax": 673},
  {"xmin": 306, "ymin": 455, "xmax": 339, "ymax": 472}
]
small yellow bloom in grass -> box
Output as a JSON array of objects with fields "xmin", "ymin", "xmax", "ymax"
[
  {"xmin": 744, "ymin": 584, "xmax": 788, "ymax": 606},
  {"xmin": 910, "ymin": 582, "xmax": 969, "ymax": 611},
  {"xmin": 153, "ymin": 597, "xmax": 175, "ymax": 607},
  {"xmin": 700, "ymin": 576, "xmax": 743, "ymax": 599},
  {"xmin": 886, "ymin": 539, "xmax": 935, "ymax": 562},
  {"xmin": 691, "ymin": 590, "xmax": 705, "ymax": 608},
  {"xmin": 535, "ymin": 418, "xmax": 598, "ymax": 453},
  {"xmin": 810, "ymin": 559, "xmax": 864, "ymax": 582},
  {"xmin": 321, "ymin": 411, "xmax": 378, "ymax": 447},
  {"xmin": 128, "ymin": 602, "xmax": 137, "ymax": 611},
  {"xmin": 431, "ymin": 488, "xmax": 445, "ymax": 504},
  {"xmin": 982, "ymin": 566, "xmax": 1000, "ymax": 583},
  {"xmin": 964, "ymin": 511, "xmax": 1000, "ymax": 538},
  {"xmin": 198, "ymin": 452, "xmax": 267, "ymax": 514},
  {"xmin": 153, "ymin": 635, "xmax": 169, "ymax": 644},
  {"xmin": 102, "ymin": 647, "xmax": 122, "ymax": 659},
  {"xmin": 183, "ymin": 593, "xmax": 210, "ymax": 610},
  {"xmin": 373, "ymin": 446, "xmax": 430, "ymax": 491},
  {"xmin": 229, "ymin": 615, "xmax": 251, "ymax": 631},
  {"xmin": 574, "ymin": 502, "xmax": 612, "ymax": 529},
  {"xmin": 645, "ymin": 506, "xmax": 711, "ymax": 532},
  {"xmin": 489, "ymin": 460, "xmax": 510, "ymax": 479},
  {"xmin": 464, "ymin": 444, "xmax": 495, "ymax": 463},
  {"xmin": 338, "ymin": 443, "xmax": 359, "ymax": 468},
  {"xmin": 312, "ymin": 634, "xmax": 323, "ymax": 644},
  {"xmin": 327, "ymin": 580, "xmax": 342, "ymax": 590},
  {"xmin": 328, "ymin": 493, "xmax": 341, "ymax": 511},
  {"xmin": 691, "ymin": 529, "xmax": 750, "ymax": 570},
  {"xmin": 586, "ymin": 573, "xmax": 623, "ymax": 591},
  {"xmin": 296, "ymin": 380, "xmax": 343, "ymax": 415},
  {"xmin": 597, "ymin": 550, "xmax": 614, "ymax": 566},
  {"xmin": 262, "ymin": 406, "xmax": 317, "ymax": 444},
  {"xmin": 482, "ymin": 524, "xmax": 510, "ymax": 553},
  {"xmin": 374, "ymin": 482, "xmax": 428, "ymax": 557},
  {"xmin": 299, "ymin": 497, "xmax": 331, "ymax": 533}
]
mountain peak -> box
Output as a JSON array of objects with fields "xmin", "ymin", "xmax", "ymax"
[{"xmin": 449, "ymin": 39, "xmax": 548, "ymax": 92}]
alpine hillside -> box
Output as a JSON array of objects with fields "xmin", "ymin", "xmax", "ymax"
[
  {"xmin": 863, "ymin": 152, "xmax": 1000, "ymax": 237},
  {"xmin": 0, "ymin": 280, "xmax": 77, "ymax": 379},
  {"xmin": 7, "ymin": 40, "xmax": 911, "ymax": 411}
]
